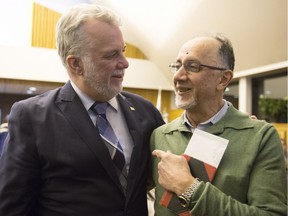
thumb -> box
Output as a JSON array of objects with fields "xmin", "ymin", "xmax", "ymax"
[{"xmin": 152, "ymin": 149, "xmax": 166, "ymax": 159}]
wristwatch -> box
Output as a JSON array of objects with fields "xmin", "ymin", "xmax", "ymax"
[{"xmin": 178, "ymin": 178, "xmax": 201, "ymax": 208}]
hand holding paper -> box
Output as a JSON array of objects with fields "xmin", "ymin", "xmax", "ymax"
[{"xmin": 157, "ymin": 129, "xmax": 229, "ymax": 215}]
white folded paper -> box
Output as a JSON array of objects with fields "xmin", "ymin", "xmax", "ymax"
[{"xmin": 184, "ymin": 129, "xmax": 229, "ymax": 168}]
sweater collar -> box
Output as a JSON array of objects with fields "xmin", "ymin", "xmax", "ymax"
[{"xmin": 162, "ymin": 102, "xmax": 255, "ymax": 135}]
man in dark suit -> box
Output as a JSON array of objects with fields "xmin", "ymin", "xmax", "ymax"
[{"xmin": 0, "ymin": 4, "xmax": 164, "ymax": 216}]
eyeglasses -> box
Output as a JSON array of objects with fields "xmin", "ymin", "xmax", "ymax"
[{"xmin": 168, "ymin": 60, "xmax": 228, "ymax": 73}]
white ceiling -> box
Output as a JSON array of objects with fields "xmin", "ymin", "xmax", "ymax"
[{"xmin": 1, "ymin": 0, "xmax": 287, "ymax": 95}]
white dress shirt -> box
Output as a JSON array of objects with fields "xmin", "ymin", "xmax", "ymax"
[{"xmin": 70, "ymin": 81, "xmax": 134, "ymax": 172}]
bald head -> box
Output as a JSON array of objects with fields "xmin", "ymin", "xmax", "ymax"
[{"xmin": 179, "ymin": 35, "xmax": 235, "ymax": 71}]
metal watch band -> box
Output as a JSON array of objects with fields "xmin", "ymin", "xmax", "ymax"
[{"xmin": 178, "ymin": 178, "xmax": 201, "ymax": 207}]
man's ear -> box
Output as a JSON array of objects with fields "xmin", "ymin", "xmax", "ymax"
[
  {"xmin": 217, "ymin": 70, "xmax": 233, "ymax": 90},
  {"xmin": 66, "ymin": 55, "xmax": 83, "ymax": 75}
]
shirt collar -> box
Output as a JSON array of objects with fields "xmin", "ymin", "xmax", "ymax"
[
  {"xmin": 70, "ymin": 81, "xmax": 118, "ymax": 112},
  {"xmin": 184, "ymin": 100, "xmax": 228, "ymax": 131}
]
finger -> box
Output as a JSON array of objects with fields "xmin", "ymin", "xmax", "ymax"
[{"xmin": 152, "ymin": 149, "xmax": 166, "ymax": 159}]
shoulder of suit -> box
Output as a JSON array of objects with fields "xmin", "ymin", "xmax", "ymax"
[
  {"xmin": 118, "ymin": 91, "xmax": 157, "ymax": 109},
  {"xmin": 119, "ymin": 91, "xmax": 147, "ymax": 102}
]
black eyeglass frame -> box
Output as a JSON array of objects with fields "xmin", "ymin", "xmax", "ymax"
[{"xmin": 168, "ymin": 60, "xmax": 228, "ymax": 73}]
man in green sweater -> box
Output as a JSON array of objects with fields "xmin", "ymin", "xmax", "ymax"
[{"xmin": 150, "ymin": 34, "xmax": 287, "ymax": 216}]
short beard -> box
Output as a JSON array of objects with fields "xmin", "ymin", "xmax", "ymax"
[
  {"xmin": 175, "ymin": 94, "xmax": 196, "ymax": 110},
  {"xmin": 82, "ymin": 57, "xmax": 121, "ymax": 99}
]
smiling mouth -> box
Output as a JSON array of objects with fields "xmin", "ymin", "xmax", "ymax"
[
  {"xmin": 112, "ymin": 70, "xmax": 125, "ymax": 78},
  {"xmin": 112, "ymin": 74, "xmax": 124, "ymax": 79},
  {"xmin": 177, "ymin": 87, "xmax": 191, "ymax": 94}
]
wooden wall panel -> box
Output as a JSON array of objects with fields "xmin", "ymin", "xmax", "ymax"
[
  {"xmin": 125, "ymin": 43, "xmax": 146, "ymax": 59},
  {"xmin": 273, "ymin": 123, "xmax": 288, "ymax": 146},
  {"xmin": 31, "ymin": 3, "xmax": 61, "ymax": 48},
  {"xmin": 31, "ymin": 2, "xmax": 146, "ymax": 60}
]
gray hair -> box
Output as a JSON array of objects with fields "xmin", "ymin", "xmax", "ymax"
[
  {"xmin": 56, "ymin": 4, "xmax": 121, "ymax": 68},
  {"xmin": 214, "ymin": 33, "xmax": 235, "ymax": 71}
]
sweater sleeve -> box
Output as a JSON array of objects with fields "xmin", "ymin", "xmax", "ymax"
[{"xmin": 190, "ymin": 124, "xmax": 287, "ymax": 216}]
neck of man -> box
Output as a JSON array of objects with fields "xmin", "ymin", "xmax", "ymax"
[{"xmin": 185, "ymin": 99, "xmax": 225, "ymax": 128}]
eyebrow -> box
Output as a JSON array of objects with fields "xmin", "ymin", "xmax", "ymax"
[{"xmin": 175, "ymin": 58, "xmax": 198, "ymax": 64}]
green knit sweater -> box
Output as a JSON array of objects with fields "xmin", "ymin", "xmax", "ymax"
[{"xmin": 150, "ymin": 103, "xmax": 287, "ymax": 216}]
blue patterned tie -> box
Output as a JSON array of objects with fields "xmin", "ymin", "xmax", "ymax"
[{"xmin": 91, "ymin": 102, "xmax": 127, "ymax": 192}]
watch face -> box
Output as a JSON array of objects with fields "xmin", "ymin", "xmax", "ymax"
[{"xmin": 178, "ymin": 196, "xmax": 188, "ymax": 207}]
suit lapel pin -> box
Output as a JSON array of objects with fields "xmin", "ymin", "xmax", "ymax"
[{"xmin": 130, "ymin": 106, "xmax": 135, "ymax": 111}]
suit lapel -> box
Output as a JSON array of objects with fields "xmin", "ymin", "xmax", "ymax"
[
  {"xmin": 55, "ymin": 82, "xmax": 124, "ymax": 193},
  {"xmin": 117, "ymin": 94, "xmax": 139, "ymax": 148},
  {"xmin": 116, "ymin": 94, "xmax": 146, "ymax": 200}
]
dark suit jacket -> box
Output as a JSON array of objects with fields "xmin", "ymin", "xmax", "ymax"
[{"xmin": 0, "ymin": 81, "xmax": 165, "ymax": 216}]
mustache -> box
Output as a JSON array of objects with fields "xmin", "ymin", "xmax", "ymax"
[{"xmin": 112, "ymin": 70, "xmax": 125, "ymax": 76}]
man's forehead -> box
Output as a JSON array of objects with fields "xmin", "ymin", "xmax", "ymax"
[{"xmin": 178, "ymin": 37, "xmax": 219, "ymax": 57}]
